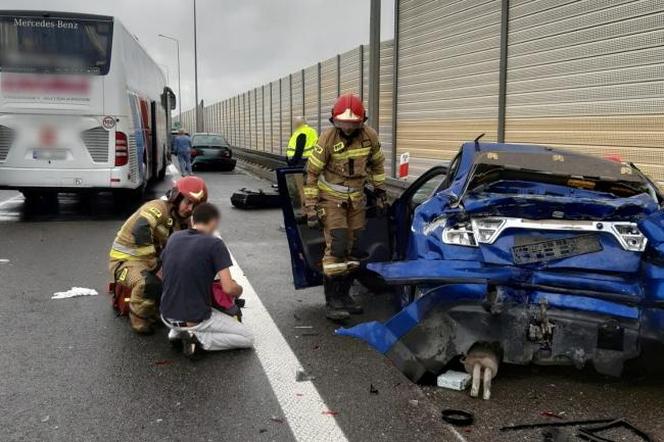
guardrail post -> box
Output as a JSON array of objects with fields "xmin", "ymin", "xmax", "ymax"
[
  {"xmin": 279, "ymin": 78, "xmax": 283, "ymax": 155},
  {"xmin": 289, "ymin": 74, "xmax": 293, "ymax": 137},
  {"xmin": 336, "ymin": 54, "xmax": 341, "ymax": 96},
  {"xmin": 301, "ymin": 69, "xmax": 306, "ymax": 121}
]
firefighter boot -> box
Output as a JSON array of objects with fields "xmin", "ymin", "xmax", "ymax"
[
  {"xmin": 129, "ymin": 311, "xmax": 155, "ymax": 334},
  {"xmin": 338, "ymin": 275, "xmax": 363, "ymax": 314},
  {"xmin": 324, "ymin": 277, "xmax": 350, "ymax": 322}
]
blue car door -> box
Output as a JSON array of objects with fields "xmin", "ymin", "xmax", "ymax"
[{"xmin": 277, "ymin": 165, "xmax": 449, "ymax": 289}]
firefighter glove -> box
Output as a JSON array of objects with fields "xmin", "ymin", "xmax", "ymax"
[{"xmin": 374, "ymin": 189, "xmax": 388, "ymax": 217}]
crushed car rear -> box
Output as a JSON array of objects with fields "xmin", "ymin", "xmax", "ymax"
[{"xmin": 339, "ymin": 143, "xmax": 664, "ymax": 383}]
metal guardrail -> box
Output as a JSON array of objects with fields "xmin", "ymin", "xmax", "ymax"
[{"xmin": 231, "ymin": 145, "xmax": 411, "ymax": 196}]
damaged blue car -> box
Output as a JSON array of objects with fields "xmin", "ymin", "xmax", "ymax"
[{"xmin": 278, "ymin": 141, "xmax": 664, "ymax": 383}]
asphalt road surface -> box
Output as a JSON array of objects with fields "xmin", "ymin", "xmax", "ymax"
[{"xmin": 1, "ymin": 167, "xmax": 663, "ymax": 442}]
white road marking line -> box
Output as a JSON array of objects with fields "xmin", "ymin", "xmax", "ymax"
[
  {"xmin": 229, "ymin": 254, "xmax": 348, "ymax": 442},
  {"xmin": 0, "ymin": 196, "xmax": 22, "ymax": 209}
]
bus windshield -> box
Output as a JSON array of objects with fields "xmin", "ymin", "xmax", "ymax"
[{"xmin": 0, "ymin": 14, "xmax": 113, "ymax": 75}]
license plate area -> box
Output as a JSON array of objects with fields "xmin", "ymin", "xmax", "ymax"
[
  {"xmin": 512, "ymin": 234, "xmax": 603, "ymax": 265},
  {"xmin": 33, "ymin": 149, "xmax": 67, "ymax": 161}
]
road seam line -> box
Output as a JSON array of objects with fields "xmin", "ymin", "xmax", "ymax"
[{"xmin": 229, "ymin": 253, "xmax": 348, "ymax": 442}]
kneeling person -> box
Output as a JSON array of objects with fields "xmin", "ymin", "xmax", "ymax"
[{"xmin": 160, "ymin": 203, "xmax": 254, "ymax": 356}]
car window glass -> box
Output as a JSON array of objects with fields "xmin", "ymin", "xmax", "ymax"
[{"xmin": 411, "ymin": 173, "xmax": 447, "ymax": 207}]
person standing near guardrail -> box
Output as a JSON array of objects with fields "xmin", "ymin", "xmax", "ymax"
[
  {"xmin": 172, "ymin": 128, "xmax": 193, "ymax": 176},
  {"xmin": 303, "ymin": 93, "xmax": 387, "ymax": 321},
  {"xmin": 286, "ymin": 116, "xmax": 318, "ymax": 167}
]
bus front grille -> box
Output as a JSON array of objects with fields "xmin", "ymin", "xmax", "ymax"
[
  {"xmin": 0, "ymin": 125, "xmax": 14, "ymax": 162},
  {"xmin": 81, "ymin": 127, "xmax": 110, "ymax": 163}
]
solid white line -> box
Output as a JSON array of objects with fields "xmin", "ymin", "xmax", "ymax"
[
  {"xmin": 229, "ymin": 254, "xmax": 348, "ymax": 442},
  {"xmin": 0, "ymin": 196, "xmax": 22, "ymax": 209}
]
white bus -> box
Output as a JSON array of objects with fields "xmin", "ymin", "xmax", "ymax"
[{"xmin": 0, "ymin": 10, "xmax": 176, "ymax": 200}]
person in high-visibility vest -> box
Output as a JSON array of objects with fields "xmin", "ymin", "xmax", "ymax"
[
  {"xmin": 286, "ymin": 116, "xmax": 318, "ymax": 166},
  {"xmin": 108, "ymin": 177, "xmax": 208, "ymax": 334}
]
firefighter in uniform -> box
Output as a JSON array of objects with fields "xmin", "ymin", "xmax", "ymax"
[
  {"xmin": 303, "ymin": 93, "xmax": 386, "ymax": 321},
  {"xmin": 286, "ymin": 116, "xmax": 318, "ymax": 166},
  {"xmin": 108, "ymin": 176, "xmax": 208, "ymax": 334}
]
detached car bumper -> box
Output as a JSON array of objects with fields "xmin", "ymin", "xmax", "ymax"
[{"xmin": 337, "ymin": 259, "xmax": 664, "ymax": 382}]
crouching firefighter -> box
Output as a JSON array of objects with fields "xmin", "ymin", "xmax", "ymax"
[
  {"xmin": 303, "ymin": 93, "xmax": 387, "ymax": 321},
  {"xmin": 108, "ymin": 176, "xmax": 208, "ymax": 334}
]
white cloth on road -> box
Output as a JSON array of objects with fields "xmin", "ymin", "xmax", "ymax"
[{"xmin": 163, "ymin": 309, "xmax": 254, "ymax": 351}]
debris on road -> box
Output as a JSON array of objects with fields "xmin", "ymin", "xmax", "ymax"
[
  {"xmin": 540, "ymin": 411, "xmax": 565, "ymax": 420},
  {"xmin": 295, "ymin": 368, "xmax": 315, "ymax": 382},
  {"xmin": 436, "ymin": 370, "xmax": 471, "ymax": 391},
  {"xmin": 408, "ymin": 399, "xmax": 419, "ymax": 407},
  {"xmin": 0, "ymin": 258, "xmax": 10, "ymax": 264},
  {"xmin": 500, "ymin": 418, "xmax": 616, "ymax": 432},
  {"xmin": 40, "ymin": 415, "xmax": 50, "ymax": 423},
  {"xmin": 270, "ymin": 416, "xmax": 284, "ymax": 424},
  {"xmin": 577, "ymin": 419, "xmax": 652, "ymax": 442},
  {"xmin": 293, "ymin": 313, "xmax": 301, "ymax": 321},
  {"xmin": 294, "ymin": 325, "xmax": 313, "ymax": 329},
  {"xmin": 155, "ymin": 360, "xmax": 176, "ymax": 367},
  {"xmin": 369, "ymin": 384, "xmax": 379, "ymax": 395},
  {"xmin": 441, "ymin": 409, "xmax": 474, "ymax": 427},
  {"xmin": 463, "ymin": 344, "xmax": 499, "ymax": 400},
  {"xmin": 322, "ymin": 411, "xmax": 339, "ymax": 416},
  {"xmin": 51, "ymin": 287, "xmax": 98, "ymax": 299}
]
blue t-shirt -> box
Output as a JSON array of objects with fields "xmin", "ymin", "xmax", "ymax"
[
  {"xmin": 172, "ymin": 134, "xmax": 192, "ymax": 155},
  {"xmin": 160, "ymin": 229, "xmax": 232, "ymax": 322}
]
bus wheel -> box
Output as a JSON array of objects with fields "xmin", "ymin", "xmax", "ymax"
[{"xmin": 112, "ymin": 185, "xmax": 145, "ymax": 209}]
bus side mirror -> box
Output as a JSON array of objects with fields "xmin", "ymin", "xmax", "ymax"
[{"xmin": 162, "ymin": 87, "xmax": 176, "ymax": 110}]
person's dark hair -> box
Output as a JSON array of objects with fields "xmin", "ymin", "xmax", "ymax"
[{"xmin": 192, "ymin": 202, "xmax": 220, "ymax": 224}]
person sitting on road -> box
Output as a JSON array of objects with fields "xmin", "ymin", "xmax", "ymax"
[
  {"xmin": 160, "ymin": 202, "xmax": 254, "ymax": 357},
  {"xmin": 172, "ymin": 128, "xmax": 193, "ymax": 176},
  {"xmin": 108, "ymin": 176, "xmax": 208, "ymax": 334}
]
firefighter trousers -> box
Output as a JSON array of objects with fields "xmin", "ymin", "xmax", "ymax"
[
  {"xmin": 109, "ymin": 260, "xmax": 162, "ymax": 333},
  {"xmin": 319, "ymin": 196, "xmax": 366, "ymax": 277}
]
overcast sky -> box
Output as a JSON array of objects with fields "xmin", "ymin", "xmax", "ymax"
[{"xmin": 4, "ymin": 0, "xmax": 394, "ymax": 113}]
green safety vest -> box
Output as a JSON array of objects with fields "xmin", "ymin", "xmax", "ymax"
[{"xmin": 287, "ymin": 124, "xmax": 319, "ymax": 159}]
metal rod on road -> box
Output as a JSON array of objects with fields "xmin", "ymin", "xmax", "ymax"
[
  {"xmin": 368, "ymin": 0, "xmax": 381, "ymax": 133},
  {"xmin": 158, "ymin": 34, "xmax": 182, "ymax": 123}
]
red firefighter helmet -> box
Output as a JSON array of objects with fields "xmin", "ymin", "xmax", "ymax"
[
  {"xmin": 330, "ymin": 93, "xmax": 366, "ymax": 131},
  {"xmin": 169, "ymin": 176, "xmax": 208, "ymax": 205}
]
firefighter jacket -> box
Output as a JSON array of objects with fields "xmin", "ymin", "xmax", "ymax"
[
  {"xmin": 303, "ymin": 126, "xmax": 386, "ymax": 207},
  {"xmin": 109, "ymin": 199, "xmax": 188, "ymax": 269},
  {"xmin": 286, "ymin": 124, "xmax": 319, "ymax": 159}
]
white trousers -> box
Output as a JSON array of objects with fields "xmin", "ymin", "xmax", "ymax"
[{"xmin": 164, "ymin": 309, "xmax": 254, "ymax": 351}]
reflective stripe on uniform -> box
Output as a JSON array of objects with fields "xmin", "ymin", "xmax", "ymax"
[
  {"xmin": 110, "ymin": 241, "xmax": 156, "ymax": 260},
  {"xmin": 307, "ymin": 154, "xmax": 325, "ymax": 170},
  {"xmin": 317, "ymin": 178, "xmax": 363, "ymax": 201},
  {"xmin": 322, "ymin": 261, "xmax": 348, "ymax": 276},
  {"xmin": 331, "ymin": 147, "xmax": 371, "ymax": 161},
  {"xmin": 303, "ymin": 186, "xmax": 319, "ymax": 198},
  {"xmin": 371, "ymin": 150, "xmax": 385, "ymax": 162},
  {"xmin": 371, "ymin": 173, "xmax": 386, "ymax": 184}
]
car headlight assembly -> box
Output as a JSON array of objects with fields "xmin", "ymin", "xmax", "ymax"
[
  {"xmin": 443, "ymin": 223, "xmax": 478, "ymax": 247},
  {"xmin": 611, "ymin": 223, "xmax": 647, "ymax": 252},
  {"xmin": 471, "ymin": 218, "xmax": 506, "ymax": 244}
]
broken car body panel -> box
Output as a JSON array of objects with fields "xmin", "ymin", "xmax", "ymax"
[{"xmin": 338, "ymin": 142, "xmax": 664, "ymax": 382}]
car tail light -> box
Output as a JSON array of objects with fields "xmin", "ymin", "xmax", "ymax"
[
  {"xmin": 472, "ymin": 218, "xmax": 506, "ymax": 243},
  {"xmin": 611, "ymin": 223, "xmax": 647, "ymax": 252},
  {"xmin": 115, "ymin": 131, "xmax": 128, "ymax": 166}
]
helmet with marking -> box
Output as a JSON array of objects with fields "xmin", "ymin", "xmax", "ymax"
[
  {"xmin": 169, "ymin": 176, "xmax": 208, "ymax": 205},
  {"xmin": 330, "ymin": 93, "xmax": 366, "ymax": 133}
]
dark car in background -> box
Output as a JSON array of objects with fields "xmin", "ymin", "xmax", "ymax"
[{"xmin": 191, "ymin": 133, "xmax": 236, "ymax": 171}]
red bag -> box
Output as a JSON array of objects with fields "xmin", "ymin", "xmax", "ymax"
[
  {"xmin": 109, "ymin": 282, "xmax": 131, "ymax": 316},
  {"xmin": 211, "ymin": 281, "xmax": 234, "ymax": 310}
]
